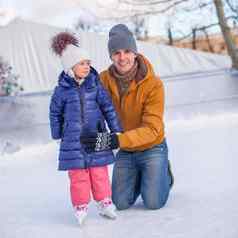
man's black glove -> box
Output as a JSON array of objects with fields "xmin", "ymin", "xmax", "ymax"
[{"xmin": 80, "ymin": 132, "xmax": 119, "ymax": 153}]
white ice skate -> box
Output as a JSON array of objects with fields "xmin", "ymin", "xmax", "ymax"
[
  {"xmin": 97, "ymin": 198, "xmax": 117, "ymax": 219},
  {"xmin": 74, "ymin": 204, "xmax": 88, "ymax": 226}
]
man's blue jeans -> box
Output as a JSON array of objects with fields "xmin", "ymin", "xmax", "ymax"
[{"xmin": 112, "ymin": 139, "xmax": 172, "ymax": 210}]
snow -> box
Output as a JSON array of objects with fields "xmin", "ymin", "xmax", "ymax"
[
  {"xmin": 0, "ymin": 8, "xmax": 17, "ymax": 26},
  {"xmin": 1, "ymin": 112, "xmax": 238, "ymax": 238}
]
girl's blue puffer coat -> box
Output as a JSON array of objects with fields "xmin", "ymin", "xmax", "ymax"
[{"xmin": 49, "ymin": 67, "xmax": 122, "ymax": 171}]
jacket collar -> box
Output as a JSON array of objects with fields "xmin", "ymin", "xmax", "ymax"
[{"xmin": 58, "ymin": 66, "xmax": 99, "ymax": 89}]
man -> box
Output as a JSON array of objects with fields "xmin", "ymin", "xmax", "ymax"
[{"xmin": 80, "ymin": 24, "xmax": 173, "ymax": 210}]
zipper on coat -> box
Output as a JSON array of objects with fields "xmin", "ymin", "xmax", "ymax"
[{"xmin": 78, "ymin": 87, "xmax": 84, "ymax": 124}]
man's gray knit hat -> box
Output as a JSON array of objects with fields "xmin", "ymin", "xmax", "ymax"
[{"xmin": 108, "ymin": 24, "xmax": 137, "ymax": 56}]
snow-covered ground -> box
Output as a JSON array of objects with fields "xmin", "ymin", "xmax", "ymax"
[{"xmin": 1, "ymin": 113, "xmax": 238, "ymax": 238}]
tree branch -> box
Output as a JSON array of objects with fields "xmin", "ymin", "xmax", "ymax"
[
  {"xmin": 173, "ymin": 15, "xmax": 236, "ymax": 43},
  {"xmin": 226, "ymin": 0, "xmax": 238, "ymax": 15},
  {"xmin": 119, "ymin": 0, "xmax": 179, "ymax": 6}
]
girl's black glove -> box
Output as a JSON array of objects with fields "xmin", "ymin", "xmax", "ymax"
[{"xmin": 80, "ymin": 132, "xmax": 119, "ymax": 152}]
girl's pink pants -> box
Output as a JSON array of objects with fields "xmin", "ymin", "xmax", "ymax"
[{"xmin": 68, "ymin": 166, "xmax": 112, "ymax": 206}]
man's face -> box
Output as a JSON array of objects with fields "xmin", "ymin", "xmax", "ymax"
[{"xmin": 111, "ymin": 49, "xmax": 136, "ymax": 74}]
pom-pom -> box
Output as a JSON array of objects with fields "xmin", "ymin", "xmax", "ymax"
[{"xmin": 51, "ymin": 32, "xmax": 79, "ymax": 56}]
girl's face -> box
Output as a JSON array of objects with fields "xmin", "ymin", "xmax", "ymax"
[
  {"xmin": 111, "ymin": 49, "xmax": 137, "ymax": 74},
  {"xmin": 72, "ymin": 60, "xmax": 91, "ymax": 81}
]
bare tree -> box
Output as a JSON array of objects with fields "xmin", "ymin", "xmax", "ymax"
[
  {"xmin": 192, "ymin": 28, "xmax": 197, "ymax": 50},
  {"xmin": 214, "ymin": 0, "xmax": 238, "ymax": 69},
  {"xmin": 202, "ymin": 27, "xmax": 214, "ymax": 52},
  {"xmin": 110, "ymin": 0, "xmax": 238, "ymax": 69},
  {"xmin": 75, "ymin": 19, "xmax": 91, "ymax": 31},
  {"xmin": 130, "ymin": 15, "xmax": 149, "ymax": 40},
  {"xmin": 74, "ymin": 0, "xmax": 238, "ymax": 69},
  {"xmin": 167, "ymin": 27, "xmax": 174, "ymax": 45}
]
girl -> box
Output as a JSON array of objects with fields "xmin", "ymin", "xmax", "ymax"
[{"xmin": 49, "ymin": 32, "xmax": 122, "ymax": 226}]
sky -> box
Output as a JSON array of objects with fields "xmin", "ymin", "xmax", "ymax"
[{"xmin": 0, "ymin": 0, "xmax": 224, "ymax": 37}]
